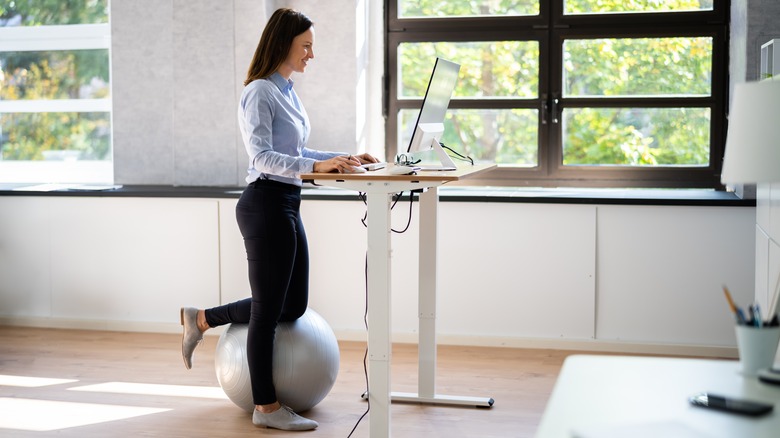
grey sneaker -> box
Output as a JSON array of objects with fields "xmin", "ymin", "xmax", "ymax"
[
  {"xmin": 252, "ymin": 405, "xmax": 319, "ymax": 431},
  {"xmin": 180, "ymin": 307, "xmax": 203, "ymax": 370}
]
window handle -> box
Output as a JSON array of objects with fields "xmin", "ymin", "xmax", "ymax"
[
  {"xmin": 541, "ymin": 94, "xmax": 549, "ymax": 125},
  {"xmin": 552, "ymin": 95, "xmax": 560, "ymax": 124}
]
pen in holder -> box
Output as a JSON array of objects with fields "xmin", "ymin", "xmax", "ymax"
[{"xmin": 724, "ymin": 286, "xmax": 780, "ymax": 375}]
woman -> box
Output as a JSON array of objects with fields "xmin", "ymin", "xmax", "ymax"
[{"xmin": 180, "ymin": 8, "xmax": 377, "ymax": 431}]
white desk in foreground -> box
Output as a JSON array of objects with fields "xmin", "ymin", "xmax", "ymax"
[
  {"xmin": 536, "ymin": 355, "xmax": 780, "ymax": 438},
  {"xmin": 302, "ymin": 164, "xmax": 496, "ymax": 438}
]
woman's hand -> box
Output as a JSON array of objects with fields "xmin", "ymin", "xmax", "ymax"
[
  {"xmin": 353, "ymin": 153, "xmax": 380, "ymax": 165},
  {"xmin": 313, "ymin": 153, "xmax": 380, "ymax": 173},
  {"xmin": 313, "ymin": 155, "xmax": 362, "ymax": 173}
]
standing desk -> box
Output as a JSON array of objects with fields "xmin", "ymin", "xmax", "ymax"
[{"xmin": 301, "ymin": 163, "xmax": 495, "ymax": 437}]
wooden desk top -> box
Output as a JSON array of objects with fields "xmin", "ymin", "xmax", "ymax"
[{"xmin": 300, "ymin": 163, "xmax": 496, "ymax": 183}]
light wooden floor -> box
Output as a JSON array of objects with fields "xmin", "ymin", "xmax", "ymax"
[{"xmin": 0, "ymin": 326, "xmax": 597, "ymax": 437}]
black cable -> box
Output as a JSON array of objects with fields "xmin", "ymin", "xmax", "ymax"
[
  {"xmin": 358, "ymin": 191, "xmax": 414, "ymax": 234},
  {"xmin": 392, "ymin": 192, "xmax": 414, "ymax": 234},
  {"xmin": 439, "ymin": 142, "xmax": 474, "ymax": 165},
  {"xmin": 395, "ymin": 153, "xmax": 421, "ymax": 166},
  {"xmin": 346, "ymin": 253, "xmax": 371, "ymax": 437}
]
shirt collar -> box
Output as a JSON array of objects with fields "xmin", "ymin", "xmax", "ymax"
[{"xmin": 269, "ymin": 72, "xmax": 294, "ymax": 93}]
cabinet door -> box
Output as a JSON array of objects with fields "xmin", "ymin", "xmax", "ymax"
[
  {"xmin": 0, "ymin": 197, "xmax": 52, "ymax": 318},
  {"xmin": 49, "ymin": 197, "xmax": 221, "ymax": 323}
]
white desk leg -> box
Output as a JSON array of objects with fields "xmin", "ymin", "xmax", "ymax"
[
  {"xmin": 418, "ymin": 186, "xmax": 438, "ymax": 398},
  {"xmin": 390, "ymin": 187, "xmax": 495, "ymax": 408},
  {"xmin": 366, "ymin": 191, "xmax": 392, "ymax": 438}
]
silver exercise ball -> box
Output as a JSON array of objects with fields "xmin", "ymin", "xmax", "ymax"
[{"xmin": 214, "ymin": 308, "xmax": 340, "ymax": 413}]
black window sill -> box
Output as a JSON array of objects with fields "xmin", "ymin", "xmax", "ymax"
[{"xmin": 0, "ymin": 183, "xmax": 754, "ymax": 207}]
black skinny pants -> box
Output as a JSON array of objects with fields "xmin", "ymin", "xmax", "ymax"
[{"xmin": 204, "ymin": 179, "xmax": 309, "ymax": 406}]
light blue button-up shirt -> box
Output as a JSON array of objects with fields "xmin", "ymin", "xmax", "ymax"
[{"xmin": 238, "ymin": 72, "xmax": 343, "ymax": 186}]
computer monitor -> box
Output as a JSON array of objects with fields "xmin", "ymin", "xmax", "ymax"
[{"xmin": 404, "ymin": 57, "xmax": 460, "ymax": 170}]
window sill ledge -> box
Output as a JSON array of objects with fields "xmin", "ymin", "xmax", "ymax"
[{"xmin": 0, "ymin": 183, "xmax": 754, "ymax": 207}]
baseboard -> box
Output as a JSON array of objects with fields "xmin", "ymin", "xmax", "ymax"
[
  {"xmin": 0, "ymin": 316, "xmax": 738, "ymax": 359},
  {"xmin": 333, "ymin": 329, "xmax": 739, "ymax": 359}
]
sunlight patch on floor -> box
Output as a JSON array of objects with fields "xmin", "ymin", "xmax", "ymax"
[
  {"xmin": 0, "ymin": 397, "xmax": 170, "ymax": 432},
  {"xmin": 69, "ymin": 382, "xmax": 228, "ymax": 399},
  {"xmin": 0, "ymin": 375, "xmax": 78, "ymax": 388}
]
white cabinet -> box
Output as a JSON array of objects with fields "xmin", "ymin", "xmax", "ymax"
[
  {"xmin": 0, "ymin": 197, "xmax": 51, "ymax": 318},
  {"xmin": 755, "ymin": 183, "xmax": 780, "ymax": 364},
  {"xmin": 0, "ymin": 197, "xmax": 221, "ymax": 331},
  {"xmin": 596, "ymin": 205, "xmax": 754, "ymax": 346},
  {"xmin": 0, "ymin": 195, "xmax": 755, "ymax": 354}
]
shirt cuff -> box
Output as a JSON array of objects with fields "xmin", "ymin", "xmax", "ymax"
[{"xmin": 300, "ymin": 158, "xmax": 317, "ymax": 174}]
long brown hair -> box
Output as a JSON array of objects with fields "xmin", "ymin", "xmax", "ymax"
[{"xmin": 243, "ymin": 8, "xmax": 313, "ymax": 86}]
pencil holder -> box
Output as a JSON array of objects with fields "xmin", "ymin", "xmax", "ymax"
[{"xmin": 735, "ymin": 325, "xmax": 780, "ymax": 376}]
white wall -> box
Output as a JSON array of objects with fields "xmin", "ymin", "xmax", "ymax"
[
  {"xmin": 110, "ymin": 0, "xmax": 371, "ymax": 186},
  {"xmin": 0, "ymin": 195, "xmax": 755, "ymax": 356}
]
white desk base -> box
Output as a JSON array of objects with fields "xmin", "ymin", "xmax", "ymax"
[
  {"xmin": 360, "ymin": 390, "xmax": 494, "ymax": 408},
  {"xmin": 308, "ymin": 176, "xmax": 493, "ymax": 437},
  {"xmin": 391, "ymin": 392, "xmax": 493, "ymax": 407}
]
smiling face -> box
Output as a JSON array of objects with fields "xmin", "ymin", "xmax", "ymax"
[{"xmin": 278, "ymin": 27, "xmax": 315, "ymax": 79}]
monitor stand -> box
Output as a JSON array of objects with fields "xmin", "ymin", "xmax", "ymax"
[{"xmin": 406, "ymin": 139, "xmax": 457, "ymax": 171}]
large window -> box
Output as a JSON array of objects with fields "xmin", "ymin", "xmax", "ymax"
[
  {"xmin": 386, "ymin": 0, "xmax": 727, "ymax": 188},
  {"xmin": 0, "ymin": 1, "xmax": 112, "ymax": 184}
]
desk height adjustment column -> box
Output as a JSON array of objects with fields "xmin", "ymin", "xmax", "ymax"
[
  {"xmin": 366, "ymin": 190, "xmax": 393, "ymax": 438},
  {"xmin": 418, "ymin": 186, "xmax": 439, "ymax": 398}
]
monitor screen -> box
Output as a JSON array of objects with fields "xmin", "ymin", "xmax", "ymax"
[{"xmin": 406, "ymin": 58, "xmax": 461, "ymax": 153}]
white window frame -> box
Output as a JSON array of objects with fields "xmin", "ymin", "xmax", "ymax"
[{"xmin": 0, "ymin": 23, "xmax": 112, "ymax": 184}]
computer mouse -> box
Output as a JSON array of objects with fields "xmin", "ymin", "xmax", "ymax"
[
  {"xmin": 349, "ymin": 166, "xmax": 367, "ymax": 173},
  {"xmin": 389, "ymin": 166, "xmax": 420, "ymax": 175}
]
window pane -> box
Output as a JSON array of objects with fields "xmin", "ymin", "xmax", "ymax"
[
  {"xmin": 1, "ymin": 112, "xmax": 111, "ymax": 161},
  {"xmin": 400, "ymin": 108, "xmax": 538, "ymax": 165},
  {"xmin": 564, "ymin": 37, "xmax": 712, "ymax": 97},
  {"xmin": 565, "ymin": 0, "xmax": 713, "ymax": 15},
  {"xmin": 399, "ymin": 41, "xmax": 539, "ymax": 99},
  {"xmin": 0, "ymin": 50, "xmax": 110, "ymax": 100},
  {"xmin": 562, "ymin": 107, "xmax": 710, "ymax": 166},
  {"xmin": 0, "ymin": 0, "xmax": 108, "ymax": 26},
  {"xmin": 399, "ymin": 0, "xmax": 539, "ymax": 18}
]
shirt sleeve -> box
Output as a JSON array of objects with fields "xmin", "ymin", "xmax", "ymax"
[
  {"xmin": 240, "ymin": 82, "xmax": 347, "ymax": 177},
  {"xmin": 302, "ymin": 147, "xmax": 344, "ymax": 161}
]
